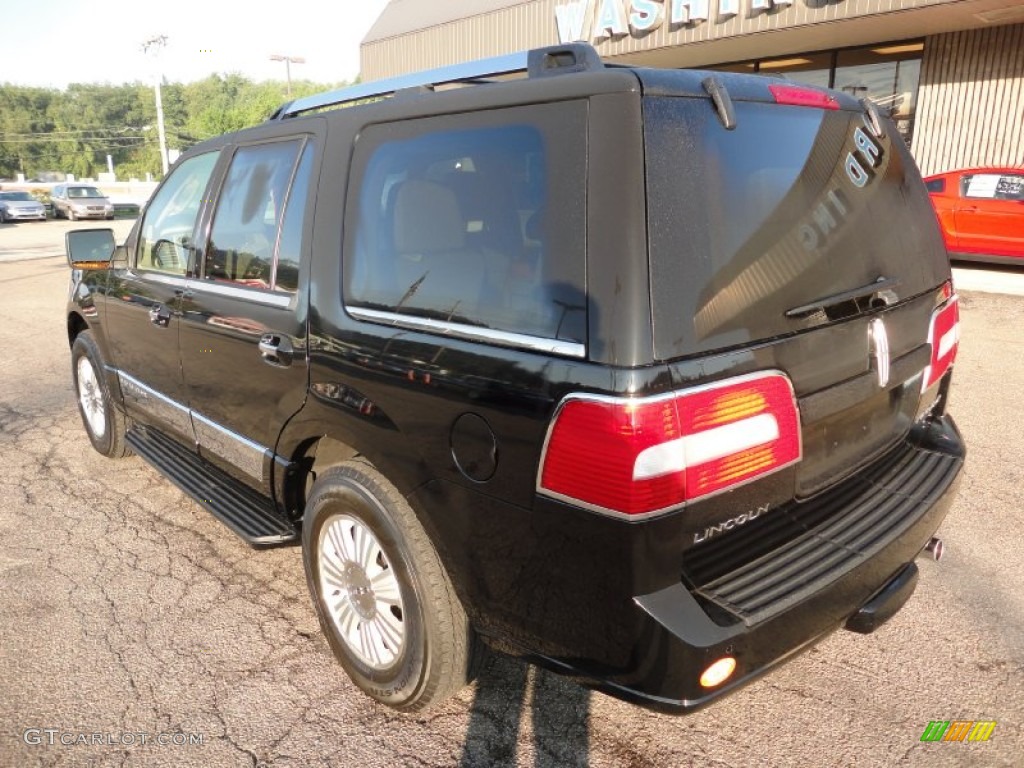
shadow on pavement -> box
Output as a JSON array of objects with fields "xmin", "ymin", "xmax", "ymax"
[{"xmin": 459, "ymin": 654, "xmax": 591, "ymax": 767}]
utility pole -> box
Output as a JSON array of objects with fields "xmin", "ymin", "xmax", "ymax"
[
  {"xmin": 142, "ymin": 35, "xmax": 170, "ymax": 176},
  {"xmin": 270, "ymin": 54, "xmax": 306, "ymax": 98}
]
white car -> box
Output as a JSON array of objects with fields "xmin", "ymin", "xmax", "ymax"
[{"xmin": 0, "ymin": 191, "xmax": 47, "ymax": 222}]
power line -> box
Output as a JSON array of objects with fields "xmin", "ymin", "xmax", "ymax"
[
  {"xmin": 0, "ymin": 127, "xmax": 153, "ymax": 137},
  {"xmin": 0, "ymin": 137, "xmax": 151, "ymax": 145}
]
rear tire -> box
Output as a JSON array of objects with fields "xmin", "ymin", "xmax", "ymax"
[
  {"xmin": 302, "ymin": 460, "xmax": 481, "ymax": 712},
  {"xmin": 71, "ymin": 330, "xmax": 131, "ymax": 459}
]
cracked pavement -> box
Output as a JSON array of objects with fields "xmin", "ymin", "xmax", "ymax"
[{"xmin": 1, "ymin": 246, "xmax": 1022, "ymax": 766}]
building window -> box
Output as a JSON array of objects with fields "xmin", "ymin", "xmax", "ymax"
[
  {"xmin": 834, "ymin": 42, "xmax": 923, "ymax": 146},
  {"xmin": 709, "ymin": 41, "xmax": 924, "ymax": 145},
  {"xmin": 757, "ymin": 52, "xmax": 833, "ymax": 89}
]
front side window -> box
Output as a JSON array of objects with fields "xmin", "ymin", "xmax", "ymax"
[
  {"xmin": 137, "ymin": 152, "xmax": 219, "ymax": 275},
  {"xmin": 204, "ymin": 140, "xmax": 303, "ymax": 291},
  {"xmin": 345, "ymin": 104, "xmax": 587, "ymax": 347}
]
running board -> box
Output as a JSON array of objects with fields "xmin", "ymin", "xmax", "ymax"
[{"xmin": 126, "ymin": 426, "xmax": 298, "ymax": 547}]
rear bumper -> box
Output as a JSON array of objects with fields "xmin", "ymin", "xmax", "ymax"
[{"xmin": 541, "ymin": 414, "xmax": 964, "ymax": 712}]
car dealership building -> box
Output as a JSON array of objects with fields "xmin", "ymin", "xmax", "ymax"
[{"xmin": 360, "ymin": 0, "xmax": 1024, "ymax": 176}]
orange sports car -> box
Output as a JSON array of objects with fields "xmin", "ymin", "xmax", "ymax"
[{"xmin": 923, "ymin": 167, "xmax": 1024, "ymax": 264}]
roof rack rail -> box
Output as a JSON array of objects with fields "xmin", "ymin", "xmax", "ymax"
[{"xmin": 270, "ymin": 43, "xmax": 603, "ymax": 120}]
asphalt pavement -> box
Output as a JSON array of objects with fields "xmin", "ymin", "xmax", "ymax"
[{"xmin": 0, "ymin": 224, "xmax": 1022, "ymax": 767}]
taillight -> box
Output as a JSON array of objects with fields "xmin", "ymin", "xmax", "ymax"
[
  {"xmin": 922, "ymin": 293, "xmax": 960, "ymax": 392},
  {"xmin": 538, "ymin": 372, "xmax": 802, "ymax": 518},
  {"xmin": 768, "ymin": 84, "xmax": 839, "ymax": 110}
]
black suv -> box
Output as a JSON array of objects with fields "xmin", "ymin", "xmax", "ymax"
[{"xmin": 65, "ymin": 44, "xmax": 964, "ymax": 713}]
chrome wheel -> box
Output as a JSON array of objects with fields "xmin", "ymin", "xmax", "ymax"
[
  {"xmin": 76, "ymin": 355, "xmax": 106, "ymax": 439},
  {"xmin": 319, "ymin": 513, "xmax": 405, "ymax": 669}
]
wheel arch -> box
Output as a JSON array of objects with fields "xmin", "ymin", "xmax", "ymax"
[
  {"xmin": 280, "ymin": 430, "xmax": 441, "ymax": 545},
  {"xmin": 67, "ymin": 311, "xmax": 88, "ymax": 347}
]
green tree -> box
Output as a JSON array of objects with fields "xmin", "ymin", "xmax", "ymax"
[{"xmin": 0, "ymin": 73, "xmax": 351, "ymax": 182}]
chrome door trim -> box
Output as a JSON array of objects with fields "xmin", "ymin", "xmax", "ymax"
[
  {"xmin": 117, "ymin": 371, "xmax": 194, "ymax": 440},
  {"xmin": 346, "ymin": 306, "xmax": 586, "ymax": 358},
  {"xmin": 191, "ymin": 411, "xmax": 270, "ymax": 482},
  {"xmin": 187, "ymin": 279, "xmax": 294, "ymax": 308},
  {"xmin": 116, "ymin": 370, "xmax": 271, "ymax": 482}
]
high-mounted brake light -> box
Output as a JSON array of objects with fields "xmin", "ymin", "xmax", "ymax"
[
  {"xmin": 922, "ymin": 292, "xmax": 960, "ymax": 392},
  {"xmin": 538, "ymin": 372, "xmax": 802, "ymax": 518},
  {"xmin": 768, "ymin": 84, "xmax": 839, "ymax": 110}
]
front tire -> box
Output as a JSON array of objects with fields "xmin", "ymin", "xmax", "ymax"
[
  {"xmin": 303, "ymin": 460, "xmax": 480, "ymax": 712},
  {"xmin": 71, "ymin": 330, "xmax": 131, "ymax": 458}
]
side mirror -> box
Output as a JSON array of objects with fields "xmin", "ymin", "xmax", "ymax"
[{"xmin": 66, "ymin": 228, "xmax": 115, "ymax": 268}]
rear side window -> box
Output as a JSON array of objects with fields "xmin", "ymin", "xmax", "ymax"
[
  {"xmin": 205, "ymin": 139, "xmax": 305, "ymax": 291},
  {"xmin": 924, "ymin": 178, "xmax": 945, "ymax": 194},
  {"xmin": 344, "ymin": 102, "xmax": 587, "ymax": 348}
]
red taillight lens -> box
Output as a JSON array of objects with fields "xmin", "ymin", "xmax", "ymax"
[
  {"xmin": 538, "ymin": 372, "xmax": 802, "ymax": 518},
  {"xmin": 922, "ymin": 294, "xmax": 960, "ymax": 392},
  {"xmin": 768, "ymin": 84, "xmax": 839, "ymax": 110}
]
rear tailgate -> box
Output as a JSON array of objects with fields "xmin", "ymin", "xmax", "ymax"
[{"xmin": 642, "ymin": 73, "xmax": 953, "ymax": 497}]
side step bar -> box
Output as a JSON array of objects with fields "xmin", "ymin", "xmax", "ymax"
[{"xmin": 126, "ymin": 426, "xmax": 298, "ymax": 547}]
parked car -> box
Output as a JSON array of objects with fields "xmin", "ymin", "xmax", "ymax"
[
  {"xmin": 0, "ymin": 190, "xmax": 47, "ymax": 222},
  {"xmin": 63, "ymin": 43, "xmax": 964, "ymax": 715},
  {"xmin": 924, "ymin": 167, "xmax": 1024, "ymax": 264},
  {"xmin": 51, "ymin": 183, "xmax": 114, "ymax": 221}
]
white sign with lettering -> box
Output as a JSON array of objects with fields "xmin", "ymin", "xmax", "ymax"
[{"xmin": 555, "ymin": 0, "xmax": 798, "ymax": 43}]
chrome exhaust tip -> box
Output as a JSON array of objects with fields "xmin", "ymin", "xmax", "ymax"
[{"xmin": 924, "ymin": 537, "xmax": 944, "ymax": 562}]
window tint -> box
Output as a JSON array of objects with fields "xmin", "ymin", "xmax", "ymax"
[
  {"xmin": 644, "ymin": 95, "xmax": 948, "ymax": 359},
  {"xmin": 345, "ymin": 105, "xmax": 587, "ymax": 346},
  {"xmin": 924, "ymin": 178, "xmax": 945, "ymax": 194},
  {"xmin": 273, "ymin": 143, "xmax": 314, "ymax": 293},
  {"xmin": 205, "ymin": 140, "xmax": 302, "ymax": 290},
  {"xmin": 137, "ymin": 152, "xmax": 219, "ymax": 275}
]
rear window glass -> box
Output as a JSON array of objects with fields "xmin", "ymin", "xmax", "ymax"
[
  {"xmin": 344, "ymin": 103, "xmax": 587, "ymax": 347},
  {"xmin": 645, "ymin": 96, "xmax": 947, "ymax": 360},
  {"xmin": 924, "ymin": 178, "xmax": 945, "ymax": 193}
]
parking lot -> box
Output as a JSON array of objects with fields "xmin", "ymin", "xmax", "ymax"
[{"xmin": 1, "ymin": 220, "xmax": 1022, "ymax": 767}]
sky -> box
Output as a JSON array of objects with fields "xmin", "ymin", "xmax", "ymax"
[{"xmin": 1, "ymin": 0, "xmax": 392, "ymax": 89}]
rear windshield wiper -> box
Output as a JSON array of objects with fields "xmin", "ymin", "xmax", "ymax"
[{"xmin": 785, "ymin": 276, "xmax": 901, "ymax": 318}]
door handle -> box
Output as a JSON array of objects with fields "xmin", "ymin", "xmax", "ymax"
[
  {"xmin": 148, "ymin": 304, "xmax": 171, "ymax": 328},
  {"xmin": 258, "ymin": 334, "xmax": 293, "ymax": 367}
]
